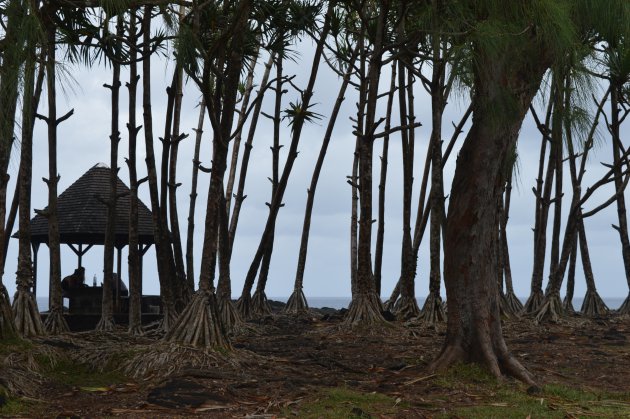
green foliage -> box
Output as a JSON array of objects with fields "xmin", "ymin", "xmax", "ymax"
[
  {"xmin": 283, "ymin": 387, "xmax": 403, "ymax": 418},
  {"xmin": 40, "ymin": 358, "xmax": 127, "ymax": 388}
]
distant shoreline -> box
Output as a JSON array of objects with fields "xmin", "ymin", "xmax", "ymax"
[{"xmin": 32, "ymin": 295, "xmax": 627, "ymax": 313}]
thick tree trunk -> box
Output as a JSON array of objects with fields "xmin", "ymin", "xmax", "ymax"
[
  {"xmin": 13, "ymin": 42, "xmax": 45, "ymax": 338},
  {"xmin": 97, "ymin": 19, "xmax": 124, "ymax": 331},
  {"xmin": 127, "ymin": 10, "xmax": 143, "ymax": 336},
  {"xmin": 430, "ymin": 47, "xmax": 545, "ymax": 384},
  {"xmin": 43, "ymin": 25, "xmax": 69, "ymax": 335}
]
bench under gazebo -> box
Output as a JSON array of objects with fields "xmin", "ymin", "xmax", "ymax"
[{"xmin": 15, "ymin": 163, "xmax": 156, "ymax": 316}]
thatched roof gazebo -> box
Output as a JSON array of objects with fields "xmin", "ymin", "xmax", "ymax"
[{"xmin": 15, "ymin": 163, "xmax": 155, "ymax": 299}]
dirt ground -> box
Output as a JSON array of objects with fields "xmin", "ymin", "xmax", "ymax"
[{"xmin": 2, "ymin": 307, "xmax": 630, "ymax": 418}]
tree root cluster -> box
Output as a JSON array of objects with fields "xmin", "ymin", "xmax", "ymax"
[
  {"xmin": 165, "ymin": 289, "xmax": 229, "ymax": 348},
  {"xmin": 237, "ymin": 294, "xmax": 252, "ymax": 319},
  {"xmin": 128, "ymin": 324, "xmax": 145, "ymax": 336},
  {"xmin": 523, "ymin": 289, "xmax": 544, "ymax": 315},
  {"xmin": 0, "ymin": 285, "xmax": 16, "ymax": 339},
  {"xmin": 44, "ymin": 308, "xmax": 69, "ymax": 334},
  {"xmin": 12, "ymin": 290, "xmax": 44, "ymax": 337},
  {"xmin": 562, "ymin": 296, "xmax": 575, "ymax": 314},
  {"xmin": 122, "ymin": 341, "xmax": 239, "ymax": 379},
  {"xmin": 500, "ymin": 291, "xmax": 523, "ymax": 318},
  {"xmin": 418, "ymin": 292, "xmax": 445, "ymax": 324},
  {"xmin": 394, "ymin": 295, "xmax": 421, "ymax": 321},
  {"xmin": 284, "ymin": 288, "xmax": 309, "ymax": 315},
  {"xmin": 343, "ymin": 292, "xmax": 386, "ymax": 328},
  {"xmin": 429, "ymin": 340, "xmax": 536, "ymax": 386},
  {"xmin": 535, "ymin": 292, "xmax": 564, "ymax": 324},
  {"xmin": 251, "ymin": 290, "xmax": 272, "ymax": 317},
  {"xmin": 580, "ymin": 290, "xmax": 609, "ymax": 317},
  {"xmin": 218, "ymin": 297, "xmax": 243, "ymax": 334},
  {"xmin": 618, "ymin": 293, "xmax": 630, "ymax": 315}
]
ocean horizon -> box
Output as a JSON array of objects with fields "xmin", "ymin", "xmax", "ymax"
[{"xmin": 34, "ymin": 295, "xmax": 627, "ymax": 313}]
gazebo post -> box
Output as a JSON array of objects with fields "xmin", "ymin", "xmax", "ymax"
[
  {"xmin": 139, "ymin": 243, "xmax": 152, "ymax": 298},
  {"xmin": 32, "ymin": 243, "xmax": 40, "ymax": 297},
  {"xmin": 78, "ymin": 243, "xmax": 83, "ymax": 268}
]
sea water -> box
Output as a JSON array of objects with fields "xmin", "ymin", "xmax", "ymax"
[{"xmin": 35, "ymin": 296, "xmax": 626, "ymax": 312}]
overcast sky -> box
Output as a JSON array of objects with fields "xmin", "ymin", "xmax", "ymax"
[{"xmin": 4, "ymin": 36, "xmax": 629, "ymax": 308}]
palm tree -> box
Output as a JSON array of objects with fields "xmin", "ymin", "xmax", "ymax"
[{"xmin": 287, "ymin": 38, "xmax": 359, "ymax": 315}]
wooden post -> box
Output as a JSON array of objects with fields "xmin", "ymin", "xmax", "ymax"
[{"xmin": 116, "ymin": 245, "xmax": 122, "ymax": 311}]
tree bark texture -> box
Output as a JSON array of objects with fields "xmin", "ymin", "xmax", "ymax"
[
  {"xmin": 141, "ymin": 7, "xmax": 177, "ymax": 331},
  {"xmin": 430, "ymin": 42, "xmax": 547, "ymax": 384},
  {"xmin": 97, "ymin": 18, "xmax": 124, "ymax": 332},
  {"xmin": 13, "ymin": 40, "xmax": 45, "ymax": 338},
  {"xmin": 127, "ymin": 10, "xmax": 143, "ymax": 336}
]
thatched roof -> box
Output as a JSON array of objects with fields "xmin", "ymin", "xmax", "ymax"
[{"xmin": 19, "ymin": 163, "xmax": 155, "ymax": 246}]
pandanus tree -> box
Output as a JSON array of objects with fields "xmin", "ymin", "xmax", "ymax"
[
  {"xmin": 33, "ymin": 3, "xmax": 72, "ymax": 334},
  {"xmin": 97, "ymin": 16, "xmax": 125, "ymax": 331},
  {"xmin": 344, "ymin": 0, "xmax": 391, "ymax": 327},
  {"xmin": 605, "ymin": 37, "xmax": 630, "ymax": 314},
  {"xmin": 237, "ymin": 0, "xmax": 333, "ymax": 318},
  {"xmin": 126, "ymin": 8, "xmax": 143, "ymax": 335},
  {"xmin": 287, "ymin": 20, "xmax": 359, "ymax": 314},
  {"xmin": 166, "ymin": 0, "xmax": 255, "ymax": 347}
]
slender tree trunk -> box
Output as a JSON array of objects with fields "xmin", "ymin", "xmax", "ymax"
[
  {"xmin": 545, "ymin": 80, "xmax": 564, "ymax": 295},
  {"xmin": 238, "ymin": 5, "xmax": 334, "ymax": 316},
  {"xmin": 127, "ymin": 10, "xmax": 143, "ymax": 335},
  {"xmin": 168, "ymin": 58, "xmax": 189, "ymax": 308},
  {"xmin": 186, "ymin": 101, "xmax": 206, "ymax": 292},
  {"xmin": 42, "ymin": 23, "xmax": 69, "ymax": 334},
  {"xmin": 141, "ymin": 6, "xmax": 177, "ymax": 331},
  {"xmin": 524, "ymin": 97, "xmax": 555, "ymax": 313},
  {"xmin": 97, "ymin": 18, "xmax": 124, "ymax": 331},
  {"xmin": 228, "ymin": 54, "xmax": 274, "ymax": 254},
  {"xmin": 500, "ymin": 171, "xmax": 523, "ymax": 314},
  {"xmin": 344, "ymin": 3, "xmax": 389, "ymax": 327},
  {"xmin": 610, "ymin": 86, "xmax": 630, "ymax": 314},
  {"xmin": 562, "ymin": 234, "xmax": 577, "ymax": 313},
  {"xmin": 373, "ymin": 63, "xmax": 396, "ymax": 299},
  {"xmin": 250, "ymin": 55, "xmax": 284, "ymax": 317},
  {"xmin": 286, "ymin": 47, "xmax": 358, "ymax": 314},
  {"xmin": 13, "ymin": 41, "xmax": 45, "ymax": 338},
  {"xmin": 578, "ymin": 219, "xmax": 608, "ymax": 316}
]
